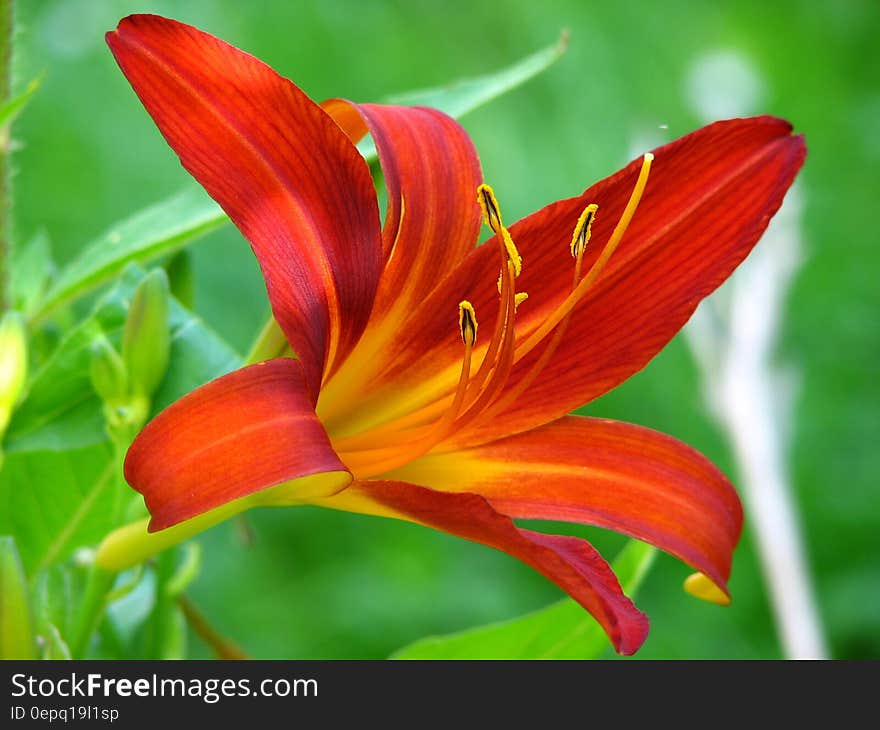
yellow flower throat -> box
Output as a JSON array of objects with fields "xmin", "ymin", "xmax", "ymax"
[{"xmin": 332, "ymin": 153, "xmax": 654, "ymax": 478}]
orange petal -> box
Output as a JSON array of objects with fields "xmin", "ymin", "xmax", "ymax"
[
  {"xmin": 321, "ymin": 479, "xmax": 649, "ymax": 655},
  {"xmin": 389, "ymin": 415, "xmax": 742, "ymax": 598},
  {"xmin": 323, "ymin": 117, "xmax": 804, "ymax": 441},
  {"xmin": 124, "ymin": 359, "xmax": 349, "ymax": 531},
  {"xmin": 317, "ymin": 102, "xmax": 483, "ymax": 402},
  {"xmin": 107, "ymin": 15, "xmax": 383, "ymax": 400},
  {"xmin": 357, "ymin": 103, "xmax": 482, "ymax": 312}
]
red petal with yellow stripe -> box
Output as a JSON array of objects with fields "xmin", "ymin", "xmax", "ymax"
[
  {"xmin": 321, "ymin": 117, "xmax": 804, "ymax": 445},
  {"xmin": 107, "ymin": 14, "xmax": 383, "ymax": 401},
  {"xmin": 388, "ymin": 415, "xmax": 742, "ymax": 598},
  {"xmin": 320, "ymin": 479, "xmax": 649, "ymax": 655},
  {"xmin": 125, "ymin": 360, "xmax": 350, "ymax": 531}
]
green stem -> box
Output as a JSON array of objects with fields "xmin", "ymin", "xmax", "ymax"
[
  {"xmin": 0, "ymin": 0, "xmax": 13, "ymax": 311},
  {"xmin": 68, "ymin": 435, "xmax": 130, "ymax": 657},
  {"xmin": 69, "ymin": 566, "xmax": 115, "ymax": 658}
]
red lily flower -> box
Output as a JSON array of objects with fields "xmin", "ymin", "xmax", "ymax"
[{"xmin": 99, "ymin": 14, "xmax": 805, "ymax": 655}]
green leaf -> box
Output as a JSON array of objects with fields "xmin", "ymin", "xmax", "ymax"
[
  {"xmin": 11, "ymin": 230, "xmax": 53, "ymax": 317},
  {"xmin": 41, "ymin": 624, "xmax": 72, "ymax": 660},
  {"xmin": 391, "ymin": 540, "xmax": 656, "ymax": 660},
  {"xmin": 34, "ymin": 187, "xmax": 226, "ymax": 320},
  {"xmin": 0, "ymin": 536, "xmax": 38, "ymax": 658},
  {"xmin": 0, "ymin": 444, "xmax": 116, "ymax": 575},
  {"xmin": 358, "ymin": 31, "xmax": 569, "ymax": 160},
  {"xmin": 387, "ymin": 31, "xmax": 568, "ymax": 119},
  {"xmin": 0, "ymin": 74, "xmax": 42, "ymax": 128},
  {"xmin": 6, "ymin": 265, "xmax": 240, "ymax": 454}
]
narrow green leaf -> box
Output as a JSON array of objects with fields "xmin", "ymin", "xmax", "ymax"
[
  {"xmin": 0, "ymin": 74, "xmax": 42, "ymax": 128},
  {"xmin": 391, "ymin": 540, "xmax": 656, "ymax": 660},
  {"xmin": 6, "ymin": 265, "xmax": 240, "ymax": 454},
  {"xmin": 11, "ymin": 230, "xmax": 53, "ymax": 317},
  {"xmin": 358, "ymin": 31, "xmax": 568, "ymax": 160},
  {"xmin": 41, "ymin": 624, "xmax": 72, "ymax": 660},
  {"xmin": 387, "ymin": 31, "xmax": 568, "ymax": 118},
  {"xmin": 34, "ymin": 187, "xmax": 226, "ymax": 320},
  {"xmin": 0, "ymin": 536, "xmax": 38, "ymax": 658}
]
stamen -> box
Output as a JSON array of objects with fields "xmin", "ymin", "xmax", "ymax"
[
  {"xmin": 514, "ymin": 292, "xmax": 529, "ymax": 310},
  {"xmin": 570, "ymin": 203, "xmax": 598, "ymax": 258},
  {"xmin": 468, "ymin": 205, "xmax": 595, "ymax": 425},
  {"xmin": 479, "ymin": 183, "xmax": 522, "ymax": 278},
  {"xmin": 458, "ymin": 300, "xmax": 478, "ymax": 345},
  {"xmin": 451, "ymin": 261, "xmax": 518, "ymax": 431},
  {"xmin": 477, "ymin": 183, "xmax": 504, "ymax": 233},
  {"xmin": 515, "ymin": 153, "xmax": 653, "ymax": 361},
  {"xmin": 340, "ymin": 304, "xmax": 477, "ymax": 476}
]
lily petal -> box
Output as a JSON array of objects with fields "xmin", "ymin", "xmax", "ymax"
[
  {"xmin": 354, "ymin": 103, "xmax": 483, "ymax": 314},
  {"xmin": 125, "ymin": 359, "xmax": 350, "ymax": 531},
  {"xmin": 107, "ymin": 15, "xmax": 383, "ymax": 400},
  {"xmin": 388, "ymin": 415, "xmax": 742, "ymax": 596},
  {"xmin": 323, "ymin": 117, "xmax": 804, "ymax": 441},
  {"xmin": 318, "ymin": 101, "xmax": 483, "ymax": 397},
  {"xmin": 319, "ymin": 479, "xmax": 649, "ymax": 655}
]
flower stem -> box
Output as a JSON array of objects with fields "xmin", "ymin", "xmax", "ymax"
[
  {"xmin": 0, "ymin": 0, "xmax": 14, "ymax": 310},
  {"xmin": 69, "ymin": 566, "xmax": 115, "ymax": 658}
]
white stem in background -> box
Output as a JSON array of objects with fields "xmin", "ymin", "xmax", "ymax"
[
  {"xmin": 680, "ymin": 49, "xmax": 827, "ymax": 659},
  {"xmin": 685, "ymin": 189, "xmax": 827, "ymax": 659}
]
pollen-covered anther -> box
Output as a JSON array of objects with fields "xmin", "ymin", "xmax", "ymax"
[
  {"xmin": 479, "ymin": 183, "xmax": 523, "ymax": 279},
  {"xmin": 514, "ymin": 292, "xmax": 529, "ymax": 311},
  {"xmin": 570, "ymin": 203, "xmax": 599, "ymax": 259},
  {"xmin": 477, "ymin": 183, "xmax": 503, "ymax": 233},
  {"xmin": 458, "ymin": 300, "xmax": 478, "ymax": 346}
]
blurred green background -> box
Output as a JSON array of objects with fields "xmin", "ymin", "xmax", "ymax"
[{"xmin": 11, "ymin": 0, "xmax": 879, "ymax": 658}]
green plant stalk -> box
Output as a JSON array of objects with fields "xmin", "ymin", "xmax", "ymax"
[
  {"xmin": 0, "ymin": 0, "xmax": 13, "ymax": 310},
  {"xmin": 68, "ymin": 437, "xmax": 129, "ymax": 658},
  {"xmin": 68, "ymin": 565, "xmax": 115, "ymax": 658}
]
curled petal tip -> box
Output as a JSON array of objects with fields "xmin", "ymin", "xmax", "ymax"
[{"xmin": 684, "ymin": 572, "xmax": 731, "ymax": 606}]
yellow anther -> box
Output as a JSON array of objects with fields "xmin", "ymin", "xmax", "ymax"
[
  {"xmin": 514, "ymin": 292, "xmax": 529, "ymax": 311},
  {"xmin": 458, "ymin": 301, "xmax": 478, "ymax": 345},
  {"xmin": 570, "ymin": 203, "xmax": 599, "ymax": 258},
  {"xmin": 477, "ymin": 184, "xmax": 503, "ymax": 233},
  {"xmin": 683, "ymin": 572, "xmax": 731, "ymax": 606},
  {"xmin": 500, "ymin": 228, "xmax": 523, "ymax": 277},
  {"xmin": 479, "ymin": 183, "xmax": 522, "ymax": 278}
]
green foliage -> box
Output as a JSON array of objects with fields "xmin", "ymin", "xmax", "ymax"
[
  {"xmin": 0, "ymin": 536, "xmax": 37, "ymax": 658},
  {"xmin": 34, "ymin": 187, "xmax": 226, "ymax": 320},
  {"xmin": 10, "ymin": 230, "xmax": 52, "ymax": 317},
  {"xmin": 6, "ymin": 265, "xmax": 239, "ymax": 454},
  {"xmin": 358, "ymin": 31, "xmax": 568, "ymax": 160},
  {"xmin": 392, "ymin": 541, "xmax": 655, "ymax": 659},
  {"xmin": 121, "ymin": 268, "xmax": 170, "ymax": 400},
  {"xmin": 0, "ymin": 75, "xmax": 42, "ymax": 129},
  {"xmin": 0, "ymin": 443, "xmax": 115, "ymax": 574}
]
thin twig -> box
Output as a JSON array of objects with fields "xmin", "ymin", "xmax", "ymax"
[{"xmin": 178, "ymin": 594, "xmax": 249, "ymax": 660}]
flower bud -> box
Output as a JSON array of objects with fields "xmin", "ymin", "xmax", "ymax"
[
  {"xmin": 122, "ymin": 270, "xmax": 170, "ymax": 398},
  {"xmin": 0, "ymin": 311, "xmax": 28, "ymax": 436},
  {"xmin": 0, "ymin": 536, "xmax": 37, "ymax": 659},
  {"xmin": 89, "ymin": 334, "xmax": 128, "ymax": 405}
]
